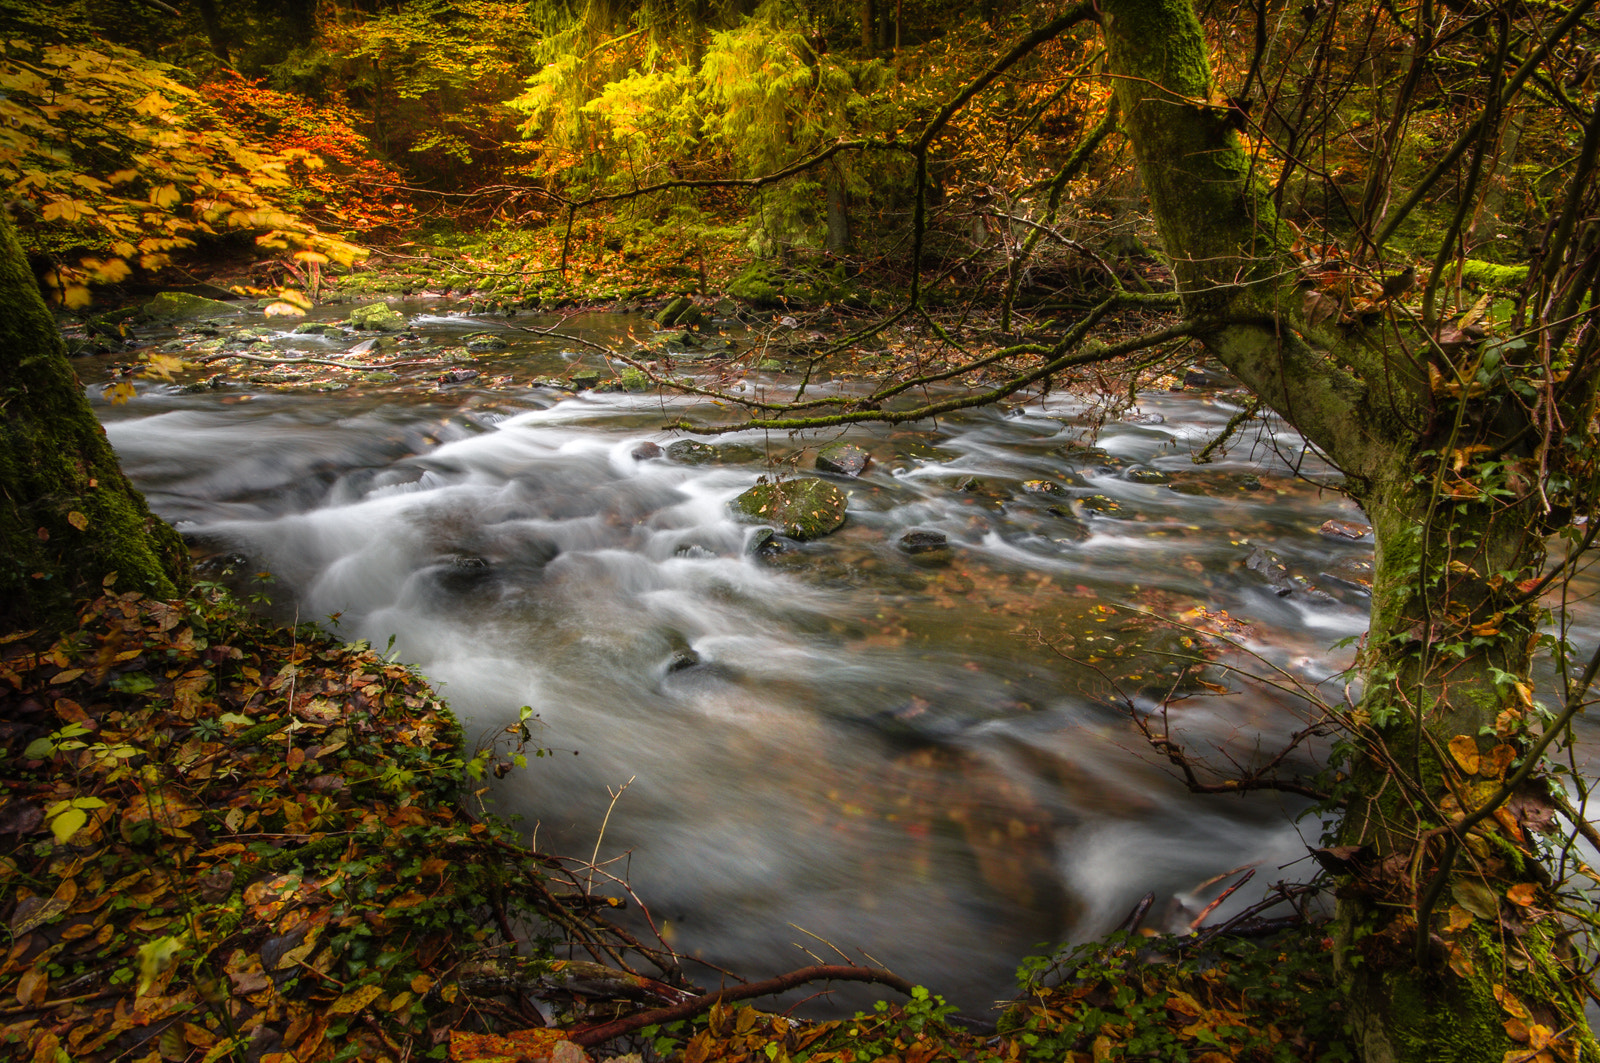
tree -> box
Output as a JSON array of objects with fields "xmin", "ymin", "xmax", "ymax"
[
  {"xmin": 608, "ymin": 0, "xmax": 1600, "ymax": 1056},
  {"xmin": 0, "ymin": 212, "xmax": 189, "ymax": 636},
  {"xmin": 1094, "ymin": 0, "xmax": 1599, "ymax": 1056}
]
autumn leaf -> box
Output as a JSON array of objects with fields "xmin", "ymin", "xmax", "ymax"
[
  {"xmin": 1505, "ymin": 882, "xmax": 1537, "ymax": 907},
  {"xmin": 67, "ymin": 511, "xmax": 89, "ymax": 531},
  {"xmin": 1447, "ymin": 735, "xmax": 1479, "ymax": 775}
]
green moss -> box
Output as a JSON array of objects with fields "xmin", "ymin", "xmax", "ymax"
[
  {"xmin": 729, "ymin": 477, "xmax": 848, "ymax": 539},
  {"xmin": 1458, "ymin": 260, "xmax": 1529, "ymax": 290},
  {"xmin": 0, "ymin": 217, "xmax": 189, "ymax": 635}
]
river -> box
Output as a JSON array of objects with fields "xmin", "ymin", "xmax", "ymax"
[{"xmin": 85, "ymin": 299, "xmax": 1552, "ymax": 1013}]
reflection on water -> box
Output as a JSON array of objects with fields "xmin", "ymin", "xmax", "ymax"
[{"xmin": 95, "ymin": 306, "xmax": 1399, "ymax": 1010}]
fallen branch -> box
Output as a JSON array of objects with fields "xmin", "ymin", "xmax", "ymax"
[
  {"xmin": 193, "ymin": 351, "xmax": 437, "ymax": 372},
  {"xmin": 568, "ymin": 964, "xmax": 916, "ymax": 1048}
]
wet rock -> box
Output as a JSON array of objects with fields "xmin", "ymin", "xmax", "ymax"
[
  {"xmin": 1078, "ymin": 494, "xmax": 1125, "ymax": 516},
  {"xmin": 361, "ymin": 372, "xmax": 399, "ymax": 383},
  {"xmin": 620, "ymin": 367, "xmax": 650, "ymax": 392},
  {"xmin": 569, "ymin": 368, "xmax": 604, "ymax": 389},
  {"xmin": 437, "ymin": 368, "xmax": 479, "ymax": 384},
  {"xmin": 141, "ymin": 291, "xmax": 240, "ymax": 324},
  {"xmin": 667, "ymin": 649, "xmax": 701, "ymax": 672},
  {"xmin": 1245, "ymin": 546, "xmax": 1293, "ymax": 595},
  {"xmin": 1322, "ymin": 557, "xmax": 1374, "ymax": 594},
  {"xmin": 675, "ymin": 544, "xmax": 716, "ymax": 560},
  {"xmin": 816, "ymin": 441, "xmax": 870, "ymax": 476},
  {"xmin": 665, "ymin": 440, "xmax": 717, "ymax": 464},
  {"xmin": 463, "ymin": 332, "xmax": 509, "ymax": 352},
  {"xmin": 745, "ymin": 527, "xmax": 786, "ymax": 559},
  {"xmin": 1182, "ymin": 364, "xmax": 1231, "ymax": 388},
  {"xmin": 729, "ymin": 478, "xmax": 848, "ymax": 540},
  {"xmin": 631, "ymin": 441, "xmax": 663, "ymax": 460},
  {"xmin": 1125, "ymin": 466, "xmax": 1171, "ymax": 485},
  {"xmin": 898, "ymin": 529, "xmax": 949, "ymax": 554},
  {"xmin": 1021, "ymin": 479, "xmax": 1069, "ymax": 496},
  {"xmin": 1121, "ymin": 410, "xmax": 1165, "ymax": 425},
  {"xmin": 346, "ymin": 302, "xmax": 408, "ymax": 332},
  {"xmin": 292, "ymin": 322, "xmax": 347, "ymax": 336},
  {"xmin": 1318, "ymin": 518, "xmax": 1373, "ymax": 541}
]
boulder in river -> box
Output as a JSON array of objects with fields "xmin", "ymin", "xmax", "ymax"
[
  {"xmin": 816, "ymin": 441, "xmax": 870, "ymax": 476},
  {"xmin": 463, "ymin": 332, "xmax": 509, "ymax": 352},
  {"xmin": 729, "ymin": 478, "xmax": 847, "ymax": 540},
  {"xmin": 346, "ymin": 303, "xmax": 408, "ymax": 332},
  {"xmin": 141, "ymin": 291, "xmax": 240, "ymax": 324},
  {"xmin": 654, "ymin": 296, "xmax": 706, "ymax": 329},
  {"xmin": 665, "ymin": 440, "xmax": 717, "ymax": 464}
]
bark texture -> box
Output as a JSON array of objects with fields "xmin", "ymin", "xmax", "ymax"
[{"xmin": 0, "ymin": 215, "xmax": 188, "ymax": 635}]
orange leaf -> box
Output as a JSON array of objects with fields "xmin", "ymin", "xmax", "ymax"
[{"xmin": 1506, "ymin": 882, "xmax": 1537, "ymax": 907}]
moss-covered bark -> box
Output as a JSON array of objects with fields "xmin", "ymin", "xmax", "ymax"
[
  {"xmin": 0, "ymin": 214, "xmax": 188, "ymax": 634},
  {"xmin": 1096, "ymin": 0, "xmax": 1596, "ymax": 1058}
]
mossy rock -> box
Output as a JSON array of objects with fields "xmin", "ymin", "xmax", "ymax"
[
  {"xmin": 665, "ymin": 440, "xmax": 718, "ymax": 464},
  {"xmin": 654, "ymin": 296, "xmax": 707, "ymax": 328},
  {"xmin": 728, "ymin": 265, "xmax": 785, "ymax": 308},
  {"xmin": 620, "ymin": 367, "xmax": 650, "ymax": 392},
  {"xmin": 346, "ymin": 303, "xmax": 409, "ymax": 332},
  {"xmin": 292, "ymin": 322, "xmax": 348, "ymax": 336},
  {"xmin": 140, "ymin": 291, "xmax": 241, "ymax": 324},
  {"xmin": 463, "ymin": 332, "xmax": 509, "ymax": 352},
  {"xmin": 729, "ymin": 478, "xmax": 848, "ymax": 540}
]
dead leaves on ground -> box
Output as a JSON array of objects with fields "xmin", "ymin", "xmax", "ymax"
[{"xmin": 0, "ymin": 589, "xmax": 553, "ymax": 1063}]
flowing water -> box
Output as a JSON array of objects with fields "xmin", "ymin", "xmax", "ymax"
[{"xmin": 86, "ymin": 301, "xmax": 1591, "ymax": 1012}]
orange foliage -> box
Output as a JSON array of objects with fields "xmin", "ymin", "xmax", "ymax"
[{"xmin": 201, "ymin": 74, "xmax": 416, "ymax": 236}]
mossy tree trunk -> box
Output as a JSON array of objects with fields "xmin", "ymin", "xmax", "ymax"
[
  {"xmin": 0, "ymin": 214, "xmax": 189, "ymax": 636},
  {"xmin": 1097, "ymin": 0, "xmax": 1599, "ymax": 1059}
]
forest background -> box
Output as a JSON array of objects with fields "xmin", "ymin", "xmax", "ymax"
[{"xmin": 3, "ymin": 0, "xmax": 1600, "ymax": 1062}]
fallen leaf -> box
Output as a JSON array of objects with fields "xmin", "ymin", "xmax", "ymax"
[{"xmin": 1448, "ymin": 735, "xmax": 1480, "ymax": 775}]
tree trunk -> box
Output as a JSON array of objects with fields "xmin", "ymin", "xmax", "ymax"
[
  {"xmin": 0, "ymin": 215, "xmax": 189, "ymax": 635},
  {"xmin": 1096, "ymin": 0, "xmax": 1596, "ymax": 1058}
]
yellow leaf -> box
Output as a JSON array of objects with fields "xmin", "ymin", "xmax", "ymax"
[
  {"xmin": 1493, "ymin": 984, "xmax": 1531, "ymax": 1020},
  {"xmin": 149, "ymin": 183, "xmax": 182, "ymax": 208},
  {"xmin": 103, "ymin": 381, "xmax": 137, "ymax": 405},
  {"xmin": 1448, "ymin": 736, "xmax": 1480, "ymax": 775},
  {"xmin": 327, "ymin": 983, "xmax": 384, "ymax": 1015},
  {"xmin": 67, "ymin": 511, "xmax": 88, "ymax": 531},
  {"xmin": 410, "ymin": 973, "xmax": 434, "ymax": 995},
  {"xmin": 15, "ymin": 966, "xmax": 47, "ymax": 1007},
  {"xmin": 1445, "ymin": 904, "xmax": 1474, "ymax": 931},
  {"xmin": 264, "ymin": 301, "xmax": 307, "ymax": 318},
  {"xmin": 60, "ymin": 285, "xmax": 92, "ymax": 309},
  {"xmin": 89, "ymin": 257, "xmax": 132, "ymax": 284},
  {"xmin": 274, "ymin": 288, "xmax": 313, "ymax": 309},
  {"xmin": 144, "ymin": 353, "xmax": 186, "ymax": 381},
  {"xmin": 293, "ymin": 250, "xmax": 329, "ymax": 265}
]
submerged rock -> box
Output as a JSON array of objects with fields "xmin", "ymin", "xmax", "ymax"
[
  {"xmin": 346, "ymin": 302, "xmax": 408, "ymax": 332},
  {"xmin": 729, "ymin": 478, "xmax": 848, "ymax": 540},
  {"xmin": 816, "ymin": 441, "xmax": 870, "ymax": 476},
  {"xmin": 631, "ymin": 441, "xmax": 664, "ymax": 460},
  {"xmin": 141, "ymin": 291, "xmax": 240, "ymax": 324},
  {"xmin": 463, "ymin": 332, "xmax": 509, "ymax": 352},
  {"xmin": 898, "ymin": 529, "xmax": 949, "ymax": 554}
]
